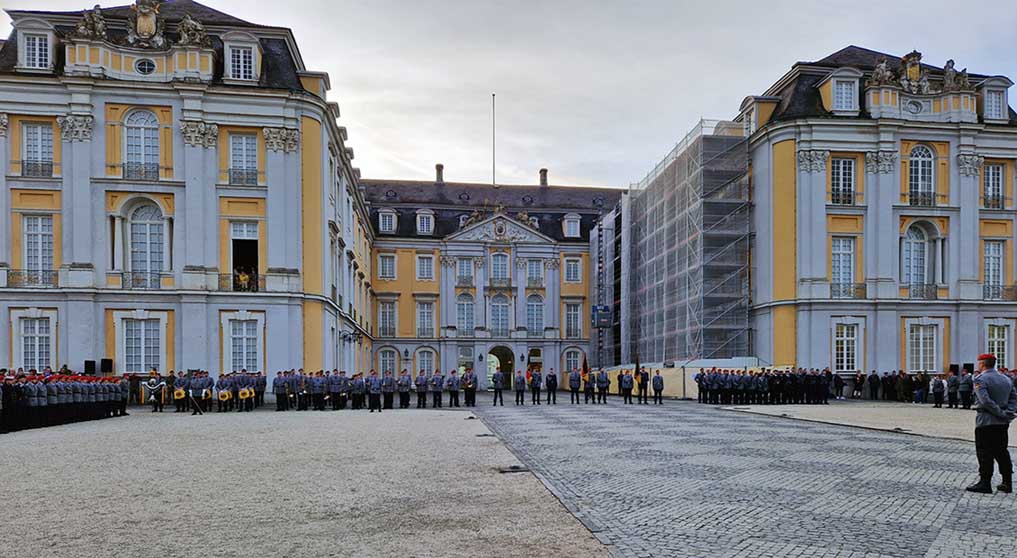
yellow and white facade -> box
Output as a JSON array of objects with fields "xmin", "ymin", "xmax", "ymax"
[{"xmin": 0, "ymin": 1, "xmax": 373, "ymax": 378}]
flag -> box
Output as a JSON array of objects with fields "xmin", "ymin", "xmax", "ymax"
[{"xmin": 581, "ymin": 354, "xmax": 590, "ymax": 382}]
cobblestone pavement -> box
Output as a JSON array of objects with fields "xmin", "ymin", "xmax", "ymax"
[{"xmin": 474, "ymin": 398, "xmax": 1017, "ymax": 558}]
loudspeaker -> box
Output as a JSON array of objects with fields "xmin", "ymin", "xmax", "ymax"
[
  {"xmin": 100, "ymin": 358, "xmax": 113, "ymax": 374},
  {"xmin": 963, "ymin": 362, "xmax": 974, "ymax": 374},
  {"xmin": 84, "ymin": 360, "xmax": 96, "ymax": 375},
  {"xmin": 949, "ymin": 364, "xmax": 959, "ymax": 374}
]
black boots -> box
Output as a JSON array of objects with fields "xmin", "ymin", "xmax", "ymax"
[
  {"xmin": 966, "ymin": 480, "xmax": 993, "ymax": 494},
  {"xmin": 998, "ymin": 479, "xmax": 1013, "ymax": 494}
]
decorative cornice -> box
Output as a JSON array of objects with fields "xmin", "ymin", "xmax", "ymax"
[
  {"xmin": 263, "ymin": 127, "xmax": 300, "ymax": 152},
  {"xmin": 864, "ymin": 151, "xmax": 897, "ymax": 174},
  {"xmin": 0, "ymin": 113, "xmax": 8, "ymax": 137},
  {"xmin": 57, "ymin": 114, "xmax": 94, "ymax": 142},
  {"xmin": 180, "ymin": 120, "xmax": 218, "ymax": 148},
  {"xmin": 472, "ymin": 256, "xmax": 485, "ymax": 268},
  {"xmin": 516, "ymin": 257, "xmax": 528, "ymax": 269},
  {"xmin": 797, "ymin": 150, "xmax": 829, "ymax": 173},
  {"xmin": 545, "ymin": 258, "xmax": 560, "ymax": 270},
  {"xmin": 439, "ymin": 256, "xmax": 456, "ymax": 268},
  {"xmin": 957, "ymin": 153, "xmax": 985, "ymax": 177}
]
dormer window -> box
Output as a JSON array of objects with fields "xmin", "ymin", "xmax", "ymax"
[
  {"xmin": 229, "ymin": 46, "xmax": 255, "ymax": 80},
  {"xmin": 24, "ymin": 34, "xmax": 50, "ymax": 69},
  {"xmin": 833, "ymin": 80, "xmax": 856, "ymax": 111},
  {"xmin": 985, "ymin": 90, "xmax": 1005, "ymax": 120},
  {"xmin": 563, "ymin": 213, "xmax": 581, "ymax": 238},
  {"xmin": 222, "ymin": 31, "xmax": 261, "ymax": 84},
  {"xmin": 378, "ymin": 210, "xmax": 397, "ymax": 234},
  {"xmin": 416, "ymin": 210, "xmax": 434, "ymax": 235},
  {"xmin": 14, "ymin": 19, "xmax": 55, "ymax": 73},
  {"xmin": 819, "ymin": 67, "xmax": 862, "ymax": 117}
]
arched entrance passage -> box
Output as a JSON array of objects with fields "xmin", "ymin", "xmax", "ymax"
[{"xmin": 487, "ymin": 345, "xmax": 514, "ymax": 390}]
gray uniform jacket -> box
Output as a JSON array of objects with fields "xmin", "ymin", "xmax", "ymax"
[
  {"xmin": 397, "ymin": 375, "xmax": 411, "ymax": 392},
  {"xmin": 492, "ymin": 372, "xmax": 504, "ymax": 389},
  {"xmin": 415, "ymin": 374, "xmax": 429, "ymax": 392},
  {"xmin": 381, "ymin": 376, "xmax": 396, "ymax": 393},
  {"xmin": 652, "ymin": 376, "xmax": 664, "ymax": 391},
  {"xmin": 959, "ymin": 374, "xmax": 974, "ymax": 393},
  {"xmin": 947, "ymin": 375, "xmax": 960, "ymax": 393},
  {"xmin": 514, "ymin": 374, "xmax": 526, "ymax": 391},
  {"xmin": 973, "ymin": 369, "xmax": 1017, "ymax": 428}
]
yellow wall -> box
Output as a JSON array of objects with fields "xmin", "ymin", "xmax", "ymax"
[
  {"xmin": 560, "ymin": 253, "xmax": 589, "ymax": 297},
  {"xmin": 301, "ymin": 116, "xmax": 323, "ymax": 295},
  {"xmin": 10, "ymin": 189, "xmax": 62, "ymax": 270},
  {"xmin": 217, "ymin": 126, "xmax": 267, "ymax": 184},
  {"xmin": 979, "ymin": 219, "xmax": 1014, "ymax": 284},
  {"xmin": 218, "ymin": 197, "xmax": 268, "ymax": 275},
  {"xmin": 772, "ymin": 140, "xmax": 797, "ymax": 365},
  {"xmin": 105, "ymin": 103, "xmax": 174, "ymax": 179},
  {"xmin": 818, "ymin": 81, "xmax": 832, "ymax": 111},
  {"xmin": 303, "ymin": 300, "xmax": 323, "ymax": 371},
  {"xmin": 899, "ymin": 140, "xmax": 949, "ymax": 204},
  {"xmin": 8, "ymin": 115, "xmax": 61, "ymax": 176},
  {"xmin": 756, "ymin": 101, "xmax": 777, "ymax": 129},
  {"xmin": 105, "ymin": 191, "xmax": 175, "ymax": 215}
]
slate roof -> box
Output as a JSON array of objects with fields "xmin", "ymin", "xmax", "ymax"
[
  {"xmin": 0, "ymin": 0, "xmax": 304, "ymax": 91},
  {"xmin": 362, "ymin": 178, "xmax": 623, "ymax": 242},
  {"xmin": 765, "ymin": 45, "xmax": 1014, "ymax": 126}
]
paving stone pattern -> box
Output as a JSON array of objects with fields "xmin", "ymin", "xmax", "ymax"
[{"xmin": 474, "ymin": 399, "xmax": 1017, "ymax": 558}]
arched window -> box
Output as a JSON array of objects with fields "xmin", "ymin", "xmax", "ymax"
[
  {"xmin": 526, "ymin": 294, "xmax": 543, "ymax": 336},
  {"xmin": 416, "ymin": 349, "xmax": 434, "ymax": 374},
  {"xmin": 491, "ymin": 253, "xmax": 509, "ymax": 280},
  {"xmin": 124, "ymin": 110, "xmax": 160, "ymax": 180},
  {"xmin": 564, "ymin": 349, "xmax": 582, "ymax": 372},
  {"xmin": 456, "ymin": 293, "xmax": 475, "ymax": 335},
  {"xmin": 903, "ymin": 225, "xmax": 927, "ymax": 285},
  {"xmin": 908, "ymin": 145, "xmax": 935, "ymax": 206},
  {"xmin": 379, "ymin": 348, "xmax": 397, "ymax": 374},
  {"xmin": 128, "ymin": 203, "xmax": 164, "ymax": 287},
  {"xmin": 491, "ymin": 294, "xmax": 509, "ymax": 337}
]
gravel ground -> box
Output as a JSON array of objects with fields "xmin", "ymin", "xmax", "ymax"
[
  {"xmin": 0, "ymin": 406, "xmax": 608, "ymax": 558},
  {"xmin": 725, "ymin": 401, "xmax": 1017, "ymax": 446}
]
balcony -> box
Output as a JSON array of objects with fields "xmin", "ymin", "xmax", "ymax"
[
  {"xmin": 527, "ymin": 276, "xmax": 544, "ymax": 288},
  {"xmin": 378, "ymin": 326, "xmax": 395, "ymax": 337},
  {"xmin": 123, "ymin": 162, "xmax": 160, "ymax": 181},
  {"xmin": 489, "ymin": 277, "xmax": 511, "ymax": 289},
  {"xmin": 19, "ymin": 160, "xmax": 55, "ymax": 178},
  {"xmin": 906, "ymin": 283, "xmax": 938, "ymax": 300},
  {"xmin": 228, "ymin": 168, "xmax": 261, "ymax": 186},
  {"xmin": 908, "ymin": 191, "xmax": 936, "ymax": 207},
  {"xmin": 565, "ymin": 328, "xmax": 582, "ymax": 340},
  {"xmin": 984, "ymin": 284, "xmax": 1017, "ymax": 301},
  {"xmin": 527, "ymin": 328, "xmax": 544, "ymax": 338},
  {"xmin": 8, "ymin": 269, "xmax": 57, "ymax": 288},
  {"xmin": 218, "ymin": 272, "xmax": 265, "ymax": 293},
  {"xmin": 456, "ymin": 275, "xmax": 474, "ymax": 287},
  {"xmin": 121, "ymin": 271, "xmax": 164, "ymax": 289},
  {"xmin": 830, "ymin": 190, "xmax": 856, "ymax": 206},
  {"xmin": 830, "ymin": 282, "xmax": 866, "ymax": 299},
  {"xmin": 490, "ymin": 327, "xmax": 509, "ymax": 337},
  {"xmin": 984, "ymin": 195, "xmax": 1006, "ymax": 210},
  {"xmin": 416, "ymin": 327, "xmax": 434, "ymax": 338}
]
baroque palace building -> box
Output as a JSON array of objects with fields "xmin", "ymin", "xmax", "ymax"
[
  {"xmin": 596, "ymin": 45, "xmax": 1017, "ymax": 375},
  {"xmin": 363, "ymin": 166, "xmax": 621, "ymax": 388},
  {"xmin": 0, "ymin": 0, "xmax": 375, "ymax": 379}
]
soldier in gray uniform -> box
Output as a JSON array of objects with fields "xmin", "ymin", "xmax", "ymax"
[
  {"xmin": 568, "ymin": 369, "xmax": 582, "ymax": 404},
  {"xmin": 415, "ymin": 370, "xmax": 429, "ymax": 409},
  {"xmin": 514, "ymin": 370, "xmax": 526, "ymax": 405},
  {"xmin": 652, "ymin": 371, "xmax": 664, "ymax": 405},
  {"xmin": 397, "ymin": 369, "xmax": 412, "ymax": 409},
  {"xmin": 596, "ymin": 369, "xmax": 610, "ymax": 404},
  {"xmin": 367, "ymin": 370, "xmax": 383, "ymax": 413},
  {"xmin": 966, "ymin": 354, "xmax": 1017, "ymax": 494},
  {"xmin": 430, "ymin": 371, "xmax": 444, "ymax": 408},
  {"xmin": 583, "ymin": 370, "xmax": 596, "ymax": 404},
  {"xmin": 491, "ymin": 368, "xmax": 505, "ymax": 406},
  {"xmin": 529, "ymin": 369, "xmax": 542, "ymax": 405},
  {"xmin": 947, "ymin": 370, "xmax": 960, "ymax": 409},
  {"xmin": 380, "ymin": 371, "xmax": 396, "ymax": 410},
  {"xmin": 119, "ymin": 375, "xmax": 130, "ymax": 417},
  {"xmin": 959, "ymin": 369, "xmax": 975, "ymax": 409},
  {"xmin": 446, "ymin": 370, "xmax": 461, "ymax": 408}
]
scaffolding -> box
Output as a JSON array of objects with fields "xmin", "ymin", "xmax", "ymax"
[{"xmin": 627, "ymin": 119, "xmax": 751, "ymax": 363}]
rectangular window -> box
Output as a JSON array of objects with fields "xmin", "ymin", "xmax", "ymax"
[
  {"xmin": 833, "ymin": 80, "xmax": 855, "ymax": 110},
  {"xmin": 566, "ymin": 303, "xmax": 582, "ymax": 339},
  {"xmin": 379, "ymin": 212, "xmax": 395, "ymax": 233},
  {"xmin": 984, "ymin": 240, "xmax": 1003, "ymax": 288},
  {"xmin": 988, "ymin": 325, "xmax": 1009, "ymax": 368},
  {"xmin": 527, "ymin": 259, "xmax": 544, "ymax": 283},
  {"xmin": 418, "ymin": 350, "xmax": 434, "ymax": 374},
  {"xmin": 417, "ymin": 214, "xmax": 433, "ymax": 235},
  {"xmin": 416, "ymin": 255, "xmax": 434, "ymax": 280},
  {"xmin": 830, "ymin": 158, "xmax": 855, "ymax": 205},
  {"xmin": 20, "ymin": 317, "xmax": 51, "ymax": 371},
  {"xmin": 565, "ymin": 350, "xmax": 581, "ymax": 373},
  {"xmin": 565, "ymin": 257, "xmax": 581, "ymax": 283},
  {"xmin": 908, "ymin": 324, "xmax": 936, "ymax": 373},
  {"xmin": 565, "ymin": 218, "xmax": 580, "ymax": 238},
  {"xmin": 984, "ymin": 164, "xmax": 1004, "ymax": 209},
  {"xmin": 985, "ymin": 90, "xmax": 1005, "ymax": 120},
  {"xmin": 380, "ymin": 350, "xmax": 396, "ymax": 374},
  {"xmin": 457, "ymin": 258, "xmax": 473, "ymax": 284},
  {"xmin": 23, "ymin": 34, "xmax": 49, "ymax": 69},
  {"xmin": 124, "ymin": 318, "xmax": 160, "ymax": 373},
  {"xmin": 230, "ymin": 221, "xmax": 258, "ymax": 240},
  {"xmin": 456, "ymin": 296, "xmax": 474, "ymax": 334},
  {"xmin": 23, "ymin": 215, "xmax": 54, "ymax": 273},
  {"xmin": 491, "ymin": 254, "xmax": 509, "ymax": 280},
  {"xmin": 831, "ymin": 236, "xmax": 855, "ymax": 285},
  {"xmin": 229, "ymin": 134, "xmax": 258, "ymax": 185},
  {"xmin": 22, "ymin": 122, "xmax": 53, "ymax": 177},
  {"xmin": 378, "ymin": 302, "xmax": 395, "ymax": 337},
  {"xmin": 229, "ymin": 46, "xmax": 255, "ymax": 80},
  {"xmin": 229, "ymin": 319, "xmax": 259, "ymax": 372},
  {"xmin": 416, "ymin": 302, "xmax": 434, "ymax": 337},
  {"xmin": 378, "ymin": 254, "xmax": 396, "ymax": 279},
  {"xmin": 833, "ymin": 323, "xmax": 857, "ymax": 373}
]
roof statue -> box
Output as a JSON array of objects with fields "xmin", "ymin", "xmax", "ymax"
[
  {"xmin": 898, "ymin": 50, "xmax": 930, "ymax": 94},
  {"xmin": 72, "ymin": 4, "xmax": 107, "ymax": 40},
  {"xmin": 462, "ymin": 209, "xmax": 485, "ymax": 228},
  {"xmin": 941, "ymin": 59, "xmax": 972, "ymax": 92},
  {"xmin": 866, "ymin": 57, "xmax": 895, "ymax": 87},
  {"xmin": 127, "ymin": 0, "xmax": 166, "ymax": 49},
  {"xmin": 176, "ymin": 13, "xmax": 209, "ymax": 47}
]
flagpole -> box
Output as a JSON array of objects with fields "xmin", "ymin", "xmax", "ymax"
[{"xmin": 492, "ymin": 92, "xmax": 496, "ymax": 188}]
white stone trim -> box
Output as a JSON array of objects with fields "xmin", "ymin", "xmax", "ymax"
[
  {"xmin": 10, "ymin": 308, "xmax": 58, "ymax": 370},
  {"xmin": 829, "ymin": 316, "xmax": 865, "ymax": 374},
  {"xmin": 220, "ymin": 310, "xmax": 265, "ymax": 374},
  {"xmin": 903, "ymin": 316, "xmax": 946, "ymax": 374},
  {"xmin": 113, "ymin": 309, "xmax": 169, "ymax": 375},
  {"xmin": 983, "ymin": 318, "xmax": 1016, "ymax": 368}
]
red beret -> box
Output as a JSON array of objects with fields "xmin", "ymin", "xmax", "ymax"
[{"xmin": 978, "ymin": 354, "xmax": 996, "ymax": 361}]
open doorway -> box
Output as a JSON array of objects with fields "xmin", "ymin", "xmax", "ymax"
[
  {"xmin": 230, "ymin": 223, "xmax": 259, "ymax": 292},
  {"xmin": 487, "ymin": 346, "xmax": 514, "ymax": 390}
]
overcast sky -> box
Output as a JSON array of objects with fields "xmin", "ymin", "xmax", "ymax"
[{"xmin": 2, "ymin": 0, "xmax": 1016, "ymax": 187}]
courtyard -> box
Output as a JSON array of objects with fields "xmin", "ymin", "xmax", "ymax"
[{"xmin": 2, "ymin": 398, "xmax": 1016, "ymax": 558}]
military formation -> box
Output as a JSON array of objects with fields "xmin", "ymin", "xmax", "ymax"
[
  {"xmin": 693, "ymin": 368, "xmax": 834, "ymax": 405},
  {"xmin": 1, "ymin": 369, "xmax": 130, "ymax": 433}
]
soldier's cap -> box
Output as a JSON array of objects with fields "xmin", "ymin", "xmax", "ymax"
[{"xmin": 978, "ymin": 353, "xmax": 995, "ymax": 361}]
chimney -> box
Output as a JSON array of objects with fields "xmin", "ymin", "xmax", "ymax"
[
  {"xmin": 435, "ymin": 163, "xmax": 444, "ymax": 184},
  {"xmin": 539, "ymin": 168, "xmax": 548, "ymax": 187}
]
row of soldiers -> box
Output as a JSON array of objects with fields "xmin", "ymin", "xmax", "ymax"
[
  {"xmin": 0, "ymin": 372, "xmax": 130, "ymax": 433},
  {"xmin": 693, "ymin": 368, "xmax": 833, "ymax": 405},
  {"xmin": 269, "ymin": 368, "xmax": 483, "ymax": 412}
]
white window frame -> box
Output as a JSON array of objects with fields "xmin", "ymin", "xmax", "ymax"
[
  {"xmin": 984, "ymin": 319, "xmax": 1014, "ymax": 370},
  {"xmin": 830, "ymin": 316, "xmax": 865, "ymax": 374},
  {"xmin": 456, "ymin": 258, "xmax": 473, "ymax": 283},
  {"xmin": 831, "ymin": 236, "xmax": 855, "ymax": 285},
  {"xmin": 114, "ymin": 310, "xmax": 169, "ymax": 375},
  {"xmin": 564, "ymin": 214, "xmax": 581, "ymax": 238},
  {"xmin": 128, "ymin": 203, "xmax": 166, "ymax": 275},
  {"xmin": 491, "ymin": 253, "xmax": 509, "ymax": 280},
  {"xmin": 379, "ymin": 348, "xmax": 397, "ymax": 375},
  {"xmin": 11, "ymin": 308, "xmax": 58, "ymax": 371},
  {"xmin": 416, "ymin": 211, "xmax": 434, "ymax": 236},
  {"xmin": 124, "ymin": 109, "xmax": 161, "ymax": 170},
  {"xmin": 416, "ymin": 301, "xmax": 434, "ymax": 338},
  {"xmin": 229, "ymin": 133, "xmax": 258, "ymax": 176},
  {"xmin": 565, "ymin": 257, "xmax": 582, "ymax": 283},
  {"xmin": 416, "ymin": 254, "xmax": 434, "ymax": 281},
  {"xmin": 228, "ymin": 318, "xmax": 260, "ymax": 373},
  {"xmin": 830, "ymin": 158, "xmax": 855, "ymax": 205},
  {"xmin": 904, "ymin": 317, "xmax": 942, "ymax": 374},
  {"xmin": 23, "ymin": 214, "xmax": 54, "ymax": 273},
  {"xmin": 17, "ymin": 28, "xmax": 53, "ymax": 72},
  {"xmin": 526, "ymin": 294, "xmax": 544, "ymax": 334},
  {"xmin": 220, "ymin": 311, "xmax": 264, "ymax": 374},
  {"xmin": 902, "ymin": 226, "xmax": 928, "ymax": 285},
  {"xmin": 985, "ymin": 90, "xmax": 1005, "ymax": 120},
  {"xmin": 565, "ymin": 302, "xmax": 582, "ymax": 339},
  {"xmin": 416, "ymin": 349, "xmax": 434, "ymax": 375},
  {"xmin": 378, "ymin": 253, "xmax": 396, "ymax": 280},
  {"xmin": 490, "ymin": 294, "xmax": 510, "ymax": 337},
  {"xmin": 527, "ymin": 259, "xmax": 544, "ymax": 282},
  {"xmin": 984, "ymin": 163, "xmax": 1004, "ymax": 208},
  {"xmin": 564, "ymin": 349, "xmax": 582, "ymax": 373},
  {"xmin": 379, "ymin": 210, "xmax": 397, "ymax": 234},
  {"xmin": 228, "ymin": 45, "xmax": 255, "ymax": 81},
  {"xmin": 908, "ymin": 145, "xmax": 935, "ymax": 202},
  {"xmin": 984, "ymin": 239, "xmax": 1004, "ymax": 288},
  {"xmin": 378, "ymin": 301, "xmax": 396, "ymax": 337},
  {"xmin": 833, "ymin": 323, "xmax": 858, "ymax": 373},
  {"xmin": 22, "ymin": 121, "xmax": 54, "ymax": 167},
  {"xmin": 833, "ymin": 80, "xmax": 856, "ymax": 111},
  {"xmin": 456, "ymin": 293, "xmax": 475, "ymax": 335}
]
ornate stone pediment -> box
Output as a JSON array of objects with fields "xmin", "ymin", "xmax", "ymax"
[
  {"xmin": 57, "ymin": 114, "xmax": 94, "ymax": 142},
  {"xmin": 797, "ymin": 150, "xmax": 829, "ymax": 173},
  {"xmin": 447, "ymin": 215, "xmax": 554, "ymax": 244},
  {"xmin": 180, "ymin": 120, "xmax": 218, "ymax": 148},
  {"xmin": 864, "ymin": 151, "xmax": 897, "ymax": 174},
  {"xmin": 127, "ymin": 0, "xmax": 167, "ymax": 49},
  {"xmin": 957, "ymin": 154, "xmax": 984, "ymax": 177},
  {"xmin": 263, "ymin": 127, "xmax": 300, "ymax": 152}
]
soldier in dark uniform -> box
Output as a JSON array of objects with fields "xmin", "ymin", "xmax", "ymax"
[
  {"xmin": 596, "ymin": 369, "xmax": 610, "ymax": 404},
  {"xmin": 462, "ymin": 368, "xmax": 477, "ymax": 407},
  {"xmin": 568, "ymin": 368, "xmax": 582, "ymax": 404},
  {"xmin": 514, "ymin": 370, "xmax": 526, "ymax": 405},
  {"xmin": 694, "ymin": 368, "xmax": 707, "ymax": 404},
  {"xmin": 966, "ymin": 354, "xmax": 1017, "ymax": 494},
  {"xmin": 491, "ymin": 368, "xmax": 505, "ymax": 406},
  {"xmin": 430, "ymin": 370, "xmax": 444, "ymax": 408},
  {"xmin": 545, "ymin": 368, "xmax": 558, "ymax": 404},
  {"xmin": 947, "ymin": 370, "xmax": 960, "ymax": 409},
  {"xmin": 620, "ymin": 370, "xmax": 634, "ymax": 404},
  {"xmin": 583, "ymin": 369, "xmax": 596, "ymax": 404},
  {"xmin": 637, "ymin": 367, "xmax": 650, "ymax": 404},
  {"xmin": 415, "ymin": 370, "xmax": 429, "ymax": 409},
  {"xmin": 367, "ymin": 370, "xmax": 383, "ymax": 413},
  {"xmin": 652, "ymin": 370, "xmax": 664, "ymax": 404},
  {"xmin": 529, "ymin": 368, "xmax": 542, "ymax": 405},
  {"xmin": 446, "ymin": 370, "xmax": 461, "ymax": 408},
  {"xmin": 397, "ymin": 369, "xmax": 412, "ymax": 409},
  {"xmin": 119, "ymin": 375, "xmax": 130, "ymax": 417},
  {"xmin": 960, "ymin": 369, "xmax": 974, "ymax": 409}
]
